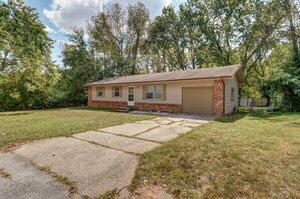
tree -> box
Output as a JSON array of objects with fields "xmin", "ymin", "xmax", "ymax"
[
  {"xmin": 147, "ymin": 6, "xmax": 188, "ymax": 71},
  {"xmin": 127, "ymin": 2, "xmax": 150, "ymax": 74},
  {"xmin": 60, "ymin": 28, "xmax": 94, "ymax": 105},
  {"xmin": 262, "ymin": 0, "xmax": 300, "ymax": 110},
  {"xmin": 88, "ymin": 3, "xmax": 150, "ymax": 76},
  {"xmin": 182, "ymin": 0, "xmax": 286, "ymax": 75},
  {"xmin": 0, "ymin": 0, "xmax": 57, "ymax": 111}
]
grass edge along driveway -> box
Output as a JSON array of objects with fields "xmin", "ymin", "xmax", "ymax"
[
  {"xmin": 0, "ymin": 107, "xmax": 155, "ymax": 151},
  {"xmin": 131, "ymin": 110, "xmax": 300, "ymax": 198}
]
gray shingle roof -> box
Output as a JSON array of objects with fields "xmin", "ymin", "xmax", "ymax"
[{"xmin": 87, "ymin": 64, "xmax": 242, "ymax": 85}]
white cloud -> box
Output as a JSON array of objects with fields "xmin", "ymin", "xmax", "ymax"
[
  {"xmin": 44, "ymin": 0, "xmax": 173, "ymax": 33},
  {"xmin": 44, "ymin": 25, "xmax": 56, "ymax": 33}
]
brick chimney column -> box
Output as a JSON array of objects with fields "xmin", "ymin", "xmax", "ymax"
[
  {"xmin": 214, "ymin": 79, "xmax": 224, "ymax": 116},
  {"xmin": 88, "ymin": 86, "xmax": 92, "ymax": 107}
]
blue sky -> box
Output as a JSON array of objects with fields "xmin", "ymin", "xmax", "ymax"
[{"xmin": 22, "ymin": 0, "xmax": 187, "ymax": 66}]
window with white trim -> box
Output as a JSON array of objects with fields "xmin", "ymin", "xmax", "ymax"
[
  {"xmin": 145, "ymin": 85, "xmax": 163, "ymax": 100},
  {"xmin": 113, "ymin": 86, "xmax": 121, "ymax": 97},
  {"xmin": 97, "ymin": 87, "xmax": 105, "ymax": 97}
]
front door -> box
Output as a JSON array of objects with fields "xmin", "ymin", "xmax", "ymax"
[{"xmin": 128, "ymin": 87, "xmax": 135, "ymax": 106}]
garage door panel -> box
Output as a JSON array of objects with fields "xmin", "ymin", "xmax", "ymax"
[{"xmin": 182, "ymin": 87, "xmax": 213, "ymax": 115}]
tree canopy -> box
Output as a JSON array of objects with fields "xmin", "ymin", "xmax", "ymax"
[{"xmin": 0, "ymin": 0, "xmax": 57, "ymax": 111}]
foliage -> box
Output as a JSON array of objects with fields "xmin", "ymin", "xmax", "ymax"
[
  {"xmin": 59, "ymin": 28, "xmax": 97, "ymax": 106},
  {"xmin": 0, "ymin": 0, "xmax": 57, "ymax": 111},
  {"xmin": 88, "ymin": 3, "xmax": 150, "ymax": 76},
  {"xmin": 264, "ymin": 61, "xmax": 300, "ymax": 111}
]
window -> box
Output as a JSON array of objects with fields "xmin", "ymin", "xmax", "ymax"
[
  {"xmin": 145, "ymin": 85, "xmax": 164, "ymax": 100},
  {"xmin": 112, "ymin": 86, "xmax": 121, "ymax": 97},
  {"xmin": 97, "ymin": 87, "xmax": 105, "ymax": 97},
  {"xmin": 231, "ymin": 87, "xmax": 235, "ymax": 101}
]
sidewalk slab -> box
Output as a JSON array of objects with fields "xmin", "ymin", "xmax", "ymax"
[
  {"xmin": 0, "ymin": 153, "xmax": 68, "ymax": 199},
  {"xmin": 152, "ymin": 118, "xmax": 173, "ymax": 125},
  {"xmin": 14, "ymin": 137, "xmax": 138, "ymax": 198},
  {"xmin": 100, "ymin": 123, "xmax": 158, "ymax": 136},
  {"xmin": 181, "ymin": 122, "xmax": 203, "ymax": 128},
  {"xmin": 136, "ymin": 125, "xmax": 191, "ymax": 142},
  {"xmin": 74, "ymin": 131, "xmax": 160, "ymax": 154}
]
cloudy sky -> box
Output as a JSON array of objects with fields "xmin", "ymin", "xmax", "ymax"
[{"xmin": 23, "ymin": 0, "xmax": 186, "ymax": 65}]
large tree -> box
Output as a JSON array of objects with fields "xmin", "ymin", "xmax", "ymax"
[
  {"xmin": 60, "ymin": 28, "xmax": 94, "ymax": 105},
  {"xmin": 0, "ymin": 0, "xmax": 57, "ymax": 111},
  {"xmin": 147, "ymin": 6, "xmax": 189, "ymax": 71},
  {"xmin": 127, "ymin": 2, "xmax": 150, "ymax": 74},
  {"xmin": 88, "ymin": 3, "xmax": 150, "ymax": 76}
]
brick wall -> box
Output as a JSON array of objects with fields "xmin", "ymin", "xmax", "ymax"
[
  {"xmin": 88, "ymin": 100, "xmax": 128, "ymax": 109},
  {"xmin": 213, "ymin": 79, "xmax": 224, "ymax": 116},
  {"xmin": 88, "ymin": 86, "xmax": 92, "ymax": 107},
  {"xmin": 134, "ymin": 102, "xmax": 182, "ymax": 113},
  {"xmin": 88, "ymin": 100, "xmax": 182, "ymax": 113}
]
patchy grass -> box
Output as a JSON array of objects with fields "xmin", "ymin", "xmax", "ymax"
[
  {"xmin": 95, "ymin": 188, "xmax": 118, "ymax": 199},
  {"xmin": 131, "ymin": 110, "xmax": 300, "ymax": 198},
  {"xmin": 40, "ymin": 166, "xmax": 78, "ymax": 197},
  {"xmin": 0, "ymin": 107, "xmax": 154, "ymax": 150},
  {"xmin": 0, "ymin": 167, "xmax": 11, "ymax": 179}
]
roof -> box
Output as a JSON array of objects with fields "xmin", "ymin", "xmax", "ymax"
[{"xmin": 87, "ymin": 64, "xmax": 244, "ymax": 86}]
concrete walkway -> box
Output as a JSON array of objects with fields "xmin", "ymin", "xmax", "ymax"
[{"xmin": 0, "ymin": 114, "xmax": 215, "ymax": 198}]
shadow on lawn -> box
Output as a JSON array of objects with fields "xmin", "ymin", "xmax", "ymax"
[
  {"xmin": 68, "ymin": 106, "xmax": 124, "ymax": 113},
  {"xmin": 214, "ymin": 108, "xmax": 295, "ymax": 123},
  {"xmin": 247, "ymin": 109, "xmax": 299, "ymax": 122},
  {"xmin": 216, "ymin": 111, "xmax": 247, "ymax": 123},
  {"xmin": 221, "ymin": 108, "xmax": 300, "ymax": 123},
  {"xmin": 0, "ymin": 112, "xmax": 32, "ymax": 117}
]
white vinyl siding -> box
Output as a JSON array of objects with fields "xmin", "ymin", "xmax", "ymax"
[{"xmin": 224, "ymin": 78, "xmax": 239, "ymax": 114}]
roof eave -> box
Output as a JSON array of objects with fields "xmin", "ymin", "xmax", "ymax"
[{"xmin": 85, "ymin": 76, "xmax": 233, "ymax": 86}]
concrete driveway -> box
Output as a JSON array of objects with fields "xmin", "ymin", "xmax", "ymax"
[{"xmin": 0, "ymin": 114, "xmax": 215, "ymax": 198}]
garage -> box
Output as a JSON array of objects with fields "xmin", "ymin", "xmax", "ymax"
[{"xmin": 182, "ymin": 87, "xmax": 214, "ymax": 115}]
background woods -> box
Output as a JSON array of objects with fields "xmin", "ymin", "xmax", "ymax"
[{"xmin": 0, "ymin": 0, "xmax": 299, "ymax": 111}]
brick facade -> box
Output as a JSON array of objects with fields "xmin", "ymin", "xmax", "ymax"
[
  {"xmin": 88, "ymin": 100, "xmax": 182, "ymax": 113},
  {"xmin": 213, "ymin": 79, "xmax": 225, "ymax": 116},
  {"xmin": 134, "ymin": 102, "xmax": 182, "ymax": 113},
  {"xmin": 88, "ymin": 100, "xmax": 128, "ymax": 109}
]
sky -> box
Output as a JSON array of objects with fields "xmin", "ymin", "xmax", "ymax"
[{"xmin": 21, "ymin": 0, "xmax": 187, "ymax": 66}]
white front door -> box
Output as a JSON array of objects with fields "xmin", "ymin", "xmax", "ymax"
[{"xmin": 128, "ymin": 87, "xmax": 135, "ymax": 106}]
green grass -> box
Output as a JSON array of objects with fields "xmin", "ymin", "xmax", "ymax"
[
  {"xmin": 131, "ymin": 110, "xmax": 300, "ymax": 198},
  {"xmin": 0, "ymin": 107, "xmax": 154, "ymax": 150}
]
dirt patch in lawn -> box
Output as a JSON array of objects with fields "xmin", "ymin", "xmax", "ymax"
[{"xmin": 132, "ymin": 183, "xmax": 173, "ymax": 199}]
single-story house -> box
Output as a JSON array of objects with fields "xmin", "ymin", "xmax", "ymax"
[{"xmin": 86, "ymin": 65, "xmax": 244, "ymax": 116}]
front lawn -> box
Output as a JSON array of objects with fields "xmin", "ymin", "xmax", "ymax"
[
  {"xmin": 0, "ymin": 107, "xmax": 154, "ymax": 150},
  {"xmin": 131, "ymin": 110, "xmax": 300, "ymax": 198}
]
